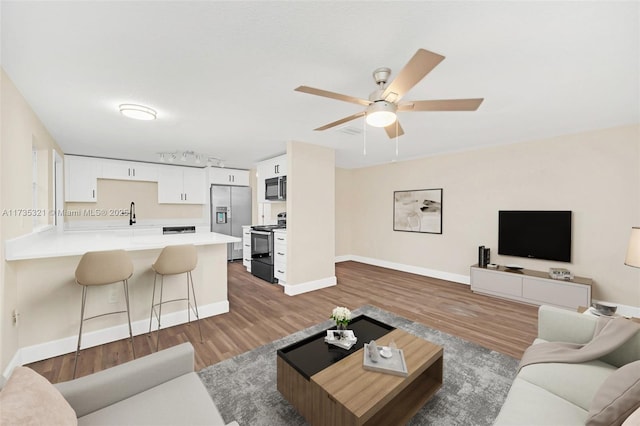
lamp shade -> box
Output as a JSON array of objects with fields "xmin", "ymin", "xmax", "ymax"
[{"xmin": 624, "ymin": 227, "xmax": 640, "ymax": 268}]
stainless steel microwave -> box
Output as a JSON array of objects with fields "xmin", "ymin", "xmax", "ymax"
[{"xmin": 265, "ymin": 176, "xmax": 286, "ymax": 201}]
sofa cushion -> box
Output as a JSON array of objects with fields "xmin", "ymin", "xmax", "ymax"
[
  {"xmin": 586, "ymin": 360, "xmax": 640, "ymax": 426},
  {"xmin": 0, "ymin": 367, "xmax": 77, "ymax": 426},
  {"xmin": 77, "ymin": 372, "xmax": 226, "ymax": 426},
  {"xmin": 518, "ymin": 359, "xmax": 617, "ymax": 410},
  {"xmin": 494, "ymin": 377, "xmax": 589, "ymax": 425}
]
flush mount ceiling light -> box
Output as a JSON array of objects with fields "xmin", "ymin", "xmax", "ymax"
[
  {"xmin": 365, "ymin": 101, "xmax": 397, "ymax": 128},
  {"xmin": 119, "ymin": 104, "xmax": 157, "ymax": 121}
]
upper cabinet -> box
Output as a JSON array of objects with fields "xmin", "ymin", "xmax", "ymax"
[
  {"xmin": 209, "ymin": 167, "xmax": 249, "ymax": 186},
  {"xmin": 258, "ymin": 154, "xmax": 287, "ymax": 180},
  {"xmin": 157, "ymin": 165, "xmax": 206, "ymax": 204},
  {"xmin": 102, "ymin": 159, "xmax": 158, "ymax": 182},
  {"xmin": 64, "ymin": 155, "xmax": 102, "ymax": 202}
]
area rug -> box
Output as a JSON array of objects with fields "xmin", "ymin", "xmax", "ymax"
[{"xmin": 198, "ymin": 305, "xmax": 519, "ymax": 425}]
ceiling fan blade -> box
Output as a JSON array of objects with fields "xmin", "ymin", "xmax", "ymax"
[
  {"xmin": 384, "ymin": 120, "xmax": 405, "ymax": 138},
  {"xmin": 314, "ymin": 111, "xmax": 366, "ymax": 131},
  {"xmin": 295, "ymin": 86, "xmax": 371, "ymax": 107},
  {"xmin": 381, "ymin": 49, "xmax": 445, "ymax": 102},
  {"xmin": 398, "ymin": 98, "xmax": 484, "ymax": 112}
]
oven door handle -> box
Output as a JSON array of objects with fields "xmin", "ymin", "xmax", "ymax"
[{"xmin": 251, "ymin": 230, "xmax": 272, "ymax": 236}]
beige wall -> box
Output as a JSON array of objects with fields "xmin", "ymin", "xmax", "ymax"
[
  {"xmin": 287, "ymin": 141, "xmax": 335, "ymax": 286},
  {"xmin": 66, "ymin": 179, "xmax": 204, "ymax": 224},
  {"xmin": 337, "ymin": 124, "xmax": 640, "ymax": 306},
  {"xmin": 1, "ymin": 69, "xmax": 63, "ymax": 372}
]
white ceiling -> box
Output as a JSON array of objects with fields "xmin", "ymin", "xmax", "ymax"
[{"xmin": 1, "ymin": 1, "xmax": 638, "ymax": 169}]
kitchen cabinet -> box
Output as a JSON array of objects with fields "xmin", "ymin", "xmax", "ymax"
[
  {"xmin": 209, "ymin": 167, "xmax": 249, "ymax": 186},
  {"xmin": 257, "ymin": 154, "xmax": 287, "ymax": 180},
  {"xmin": 274, "ymin": 229, "xmax": 287, "ymax": 284},
  {"xmin": 470, "ymin": 265, "xmax": 592, "ymax": 309},
  {"xmin": 102, "ymin": 159, "xmax": 158, "ymax": 182},
  {"xmin": 256, "ymin": 154, "xmax": 287, "ymax": 203},
  {"xmin": 64, "ymin": 155, "xmax": 102, "ymax": 202},
  {"xmin": 157, "ymin": 165, "xmax": 206, "ymax": 204},
  {"xmin": 242, "ymin": 225, "xmax": 252, "ymax": 272}
]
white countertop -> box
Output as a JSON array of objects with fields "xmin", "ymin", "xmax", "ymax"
[{"xmin": 5, "ymin": 227, "xmax": 240, "ymax": 261}]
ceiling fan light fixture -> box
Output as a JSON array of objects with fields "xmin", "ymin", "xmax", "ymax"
[
  {"xmin": 119, "ymin": 104, "xmax": 157, "ymax": 121},
  {"xmin": 366, "ymin": 101, "xmax": 397, "ymax": 127}
]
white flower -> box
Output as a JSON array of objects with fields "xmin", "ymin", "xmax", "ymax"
[{"xmin": 331, "ymin": 306, "xmax": 351, "ymax": 324}]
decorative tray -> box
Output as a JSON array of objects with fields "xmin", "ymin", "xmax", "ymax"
[{"xmin": 362, "ymin": 344, "xmax": 408, "ymax": 377}]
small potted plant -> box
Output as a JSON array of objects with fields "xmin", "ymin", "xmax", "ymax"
[{"xmin": 331, "ymin": 306, "xmax": 351, "ymax": 338}]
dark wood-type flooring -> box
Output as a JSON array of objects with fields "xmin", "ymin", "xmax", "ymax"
[{"xmin": 27, "ymin": 261, "xmax": 539, "ymax": 384}]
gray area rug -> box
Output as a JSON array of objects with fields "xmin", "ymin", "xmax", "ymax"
[{"xmin": 198, "ymin": 305, "xmax": 519, "ymax": 425}]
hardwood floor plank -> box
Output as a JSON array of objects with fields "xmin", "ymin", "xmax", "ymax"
[{"xmin": 25, "ymin": 261, "xmax": 538, "ymax": 383}]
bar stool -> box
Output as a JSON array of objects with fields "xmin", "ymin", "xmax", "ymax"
[
  {"xmin": 74, "ymin": 249, "xmax": 135, "ymax": 378},
  {"xmin": 148, "ymin": 244, "xmax": 203, "ymax": 351}
]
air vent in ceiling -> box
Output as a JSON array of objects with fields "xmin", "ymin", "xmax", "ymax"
[{"xmin": 336, "ymin": 125, "xmax": 362, "ymax": 136}]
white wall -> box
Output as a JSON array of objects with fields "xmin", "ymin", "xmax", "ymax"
[{"xmin": 337, "ymin": 125, "xmax": 640, "ymax": 306}]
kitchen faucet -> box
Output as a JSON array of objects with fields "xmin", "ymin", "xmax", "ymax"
[{"xmin": 129, "ymin": 202, "xmax": 136, "ymax": 226}]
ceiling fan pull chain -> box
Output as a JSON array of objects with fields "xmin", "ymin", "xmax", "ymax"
[
  {"xmin": 363, "ymin": 116, "xmax": 367, "ymax": 155},
  {"xmin": 395, "ymin": 121, "xmax": 399, "ymax": 157}
]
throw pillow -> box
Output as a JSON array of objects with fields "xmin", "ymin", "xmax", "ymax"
[
  {"xmin": 587, "ymin": 360, "xmax": 640, "ymax": 426},
  {"xmin": 0, "ymin": 366, "xmax": 77, "ymax": 425}
]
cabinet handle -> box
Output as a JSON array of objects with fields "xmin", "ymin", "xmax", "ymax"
[
  {"xmin": 244, "ymin": 244, "xmax": 250, "ymax": 247},
  {"xmin": 277, "ymin": 252, "xmax": 285, "ymax": 256},
  {"xmin": 277, "ymin": 270, "xmax": 285, "ymax": 274},
  {"xmin": 277, "ymin": 237, "xmax": 285, "ymax": 241},
  {"xmin": 184, "ymin": 193, "xmax": 187, "ymax": 201},
  {"xmin": 128, "ymin": 168, "xmax": 131, "ymax": 177},
  {"xmin": 92, "ymin": 189, "xmax": 95, "ymax": 198},
  {"xmin": 132, "ymin": 168, "xmax": 136, "ymax": 177}
]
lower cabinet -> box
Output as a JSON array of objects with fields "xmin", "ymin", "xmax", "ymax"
[
  {"xmin": 274, "ymin": 229, "xmax": 287, "ymax": 284},
  {"xmin": 242, "ymin": 226, "xmax": 252, "ymax": 272},
  {"xmin": 470, "ymin": 265, "xmax": 592, "ymax": 309}
]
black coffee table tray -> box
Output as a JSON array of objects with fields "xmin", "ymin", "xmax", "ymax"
[{"xmin": 276, "ymin": 315, "xmax": 395, "ymax": 380}]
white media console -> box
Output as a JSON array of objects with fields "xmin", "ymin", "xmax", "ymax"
[{"xmin": 470, "ymin": 264, "xmax": 592, "ymax": 310}]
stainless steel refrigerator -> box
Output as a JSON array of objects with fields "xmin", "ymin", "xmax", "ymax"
[{"xmin": 210, "ymin": 185, "xmax": 252, "ymax": 261}]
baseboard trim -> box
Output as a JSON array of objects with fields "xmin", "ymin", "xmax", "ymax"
[
  {"xmin": 3, "ymin": 301, "xmax": 229, "ymax": 378},
  {"xmin": 335, "ymin": 255, "xmax": 470, "ymax": 285},
  {"xmin": 284, "ymin": 276, "xmax": 337, "ymax": 296}
]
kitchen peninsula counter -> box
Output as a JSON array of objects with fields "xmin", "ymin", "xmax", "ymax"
[
  {"xmin": 4, "ymin": 227, "xmax": 238, "ymax": 370},
  {"xmin": 5, "ymin": 227, "xmax": 239, "ymax": 261}
]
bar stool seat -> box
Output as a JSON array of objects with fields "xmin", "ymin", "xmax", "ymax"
[
  {"xmin": 148, "ymin": 244, "xmax": 203, "ymax": 351},
  {"xmin": 74, "ymin": 249, "xmax": 135, "ymax": 378}
]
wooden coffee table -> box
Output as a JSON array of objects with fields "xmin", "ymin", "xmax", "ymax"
[{"xmin": 277, "ymin": 316, "xmax": 443, "ymax": 425}]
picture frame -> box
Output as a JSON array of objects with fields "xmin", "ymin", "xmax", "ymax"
[{"xmin": 393, "ymin": 188, "xmax": 443, "ymax": 234}]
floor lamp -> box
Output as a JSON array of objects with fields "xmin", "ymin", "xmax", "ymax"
[{"xmin": 624, "ymin": 227, "xmax": 640, "ymax": 310}]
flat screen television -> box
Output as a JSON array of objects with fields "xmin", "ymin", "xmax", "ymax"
[{"xmin": 498, "ymin": 210, "xmax": 572, "ymax": 262}]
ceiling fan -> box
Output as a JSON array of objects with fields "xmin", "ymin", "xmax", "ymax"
[{"xmin": 295, "ymin": 48, "xmax": 484, "ymax": 138}]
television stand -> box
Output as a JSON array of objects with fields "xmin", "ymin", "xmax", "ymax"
[{"xmin": 470, "ymin": 264, "xmax": 592, "ymax": 310}]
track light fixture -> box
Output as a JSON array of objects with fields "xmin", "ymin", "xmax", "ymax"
[{"xmin": 157, "ymin": 151, "xmax": 225, "ymax": 167}]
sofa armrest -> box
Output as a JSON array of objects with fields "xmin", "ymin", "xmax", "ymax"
[
  {"xmin": 538, "ymin": 305, "xmax": 598, "ymax": 343},
  {"xmin": 55, "ymin": 342, "xmax": 195, "ymax": 418}
]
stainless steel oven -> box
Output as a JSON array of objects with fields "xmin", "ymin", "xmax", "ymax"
[
  {"xmin": 251, "ymin": 230, "xmax": 273, "ymax": 260},
  {"xmin": 250, "ymin": 226, "xmax": 280, "ymax": 283}
]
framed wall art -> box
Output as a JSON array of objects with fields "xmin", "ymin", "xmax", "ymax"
[{"xmin": 393, "ymin": 188, "xmax": 443, "ymax": 234}]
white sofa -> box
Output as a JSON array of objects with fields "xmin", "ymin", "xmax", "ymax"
[
  {"xmin": 1, "ymin": 342, "xmax": 238, "ymax": 426},
  {"xmin": 494, "ymin": 305, "xmax": 640, "ymax": 425}
]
